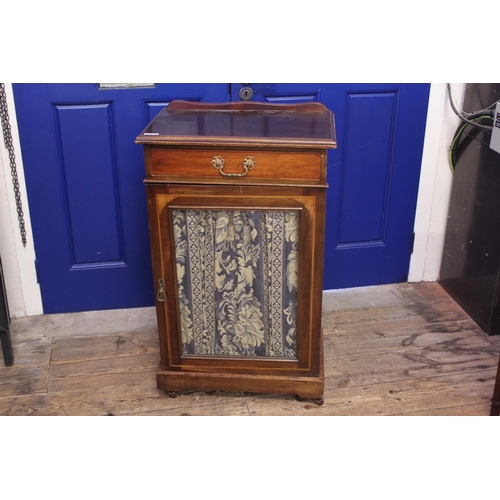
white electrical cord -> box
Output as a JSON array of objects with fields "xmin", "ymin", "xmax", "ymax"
[
  {"xmin": 447, "ymin": 84, "xmax": 493, "ymax": 133},
  {"xmin": 448, "ymin": 83, "xmax": 498, "ymax": 117}
]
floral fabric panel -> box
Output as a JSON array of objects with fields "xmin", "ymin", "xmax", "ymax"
[{"xmin": 172, "ymin": 209, "xmax": 299, "ymax": 358}]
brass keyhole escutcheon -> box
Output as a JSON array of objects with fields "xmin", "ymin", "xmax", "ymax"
[
  {"xmin": 239, "ymin": 87, "xmax": 254, "ymax": 101},
  {"xmin": 157, "ymin": 278, "xmax": 166, "ymax": 302}
]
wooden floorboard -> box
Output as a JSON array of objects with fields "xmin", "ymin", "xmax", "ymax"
[{"xmin": 1, "ymin": 282, "xmax": 499, "ymax": 416}]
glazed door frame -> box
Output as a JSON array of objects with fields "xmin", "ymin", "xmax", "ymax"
[{"xmin": 146, "ymin": 182, "xmax": 326, "ymax": 378}]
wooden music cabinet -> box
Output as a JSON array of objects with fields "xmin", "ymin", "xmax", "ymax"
[{"xmin": 136, "ymin": 100, "xmax": 336, "ymax": 404}]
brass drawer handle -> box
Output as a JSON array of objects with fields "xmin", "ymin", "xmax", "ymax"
[
  {"xmin": 212, "ymin": 156, "xmax": 256, "ymax": 177},
  {"xmin": 156, "ymin": 278, "xmax": 166, "ymax": 302}
]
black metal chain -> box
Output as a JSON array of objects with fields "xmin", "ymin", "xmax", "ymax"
[{"xmin": 0, "ymin": 83, "xmax": 27, "ymax": 247}]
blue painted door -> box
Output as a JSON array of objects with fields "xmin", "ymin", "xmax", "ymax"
[
  {"xmin": 231, "ymin": 84, "xmax": 430, "ymax": 289},
  {"xmin": 13, "ymin": 84, "xmax": 229, "ymax": 313},
  {"xmin": 14, "ymin": 83, "xmax": 429, "ymax": 313}
]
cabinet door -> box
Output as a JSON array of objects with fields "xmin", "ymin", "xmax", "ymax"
[{"xmin": 147, "ymin": 184, "xmax": 325, "ymax": 377}]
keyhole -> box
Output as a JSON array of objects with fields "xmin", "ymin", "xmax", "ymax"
[{"xmin": 239, "ymin": 87, "xmax": 253, "ymax": 101}]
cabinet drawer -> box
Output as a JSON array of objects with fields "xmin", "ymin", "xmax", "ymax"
[{"xmin": 148, "ymin": 148, "xmax": 323, "ymax": 183}]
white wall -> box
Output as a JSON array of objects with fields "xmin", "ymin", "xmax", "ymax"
[
  {"xmin": 0, "ymin": 83, "xmax": 43, "ymax": 317},
  {"xmin": 0, "ymin": 83, "xmax": 464, "ymax": 317}
]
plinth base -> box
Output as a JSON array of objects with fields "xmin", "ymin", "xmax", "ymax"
[{"xmin": 156, "ymin": 365, "xmax": 324, "ymax": 401}]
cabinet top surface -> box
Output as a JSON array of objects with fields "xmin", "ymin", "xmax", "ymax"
[{"xmin": 135, "ymin": 100, "xmax": 336, "ymax": 149}]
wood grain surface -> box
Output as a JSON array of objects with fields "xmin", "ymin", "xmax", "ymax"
[{"xmin": 1, "ymin": 282, "xmax": 499, "ymax": 415}]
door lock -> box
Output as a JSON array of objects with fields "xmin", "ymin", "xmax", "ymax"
[{"xmin": 239, "ymin": 87, "xmax": 254, "ymax": 101}]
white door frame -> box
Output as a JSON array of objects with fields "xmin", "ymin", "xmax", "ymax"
[
  {"xmin": 0, "ymin": 83, "xmax": 42, "ymax": 317},
  {"xmin": 408, "ymin": 83, "xmax": 466, "ymax": 282}
]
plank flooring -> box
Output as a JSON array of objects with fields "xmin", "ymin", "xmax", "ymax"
[{"xmin": 1, "ymin": 282, "xmax": 499, "ymax": 416}]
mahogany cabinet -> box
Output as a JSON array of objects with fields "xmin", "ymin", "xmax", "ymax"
[{"xmin": 136, "ymin": 101, "xmax": 336, "ymax": 403}]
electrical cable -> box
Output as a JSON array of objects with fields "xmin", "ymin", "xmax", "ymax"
[
  {"xmin": 448, "ymin": 83, "xmax": 499, "ymax": 116},
  {"xmin": 447, "ymin": 84, "xmax": 494, "ymax": 133},
  {"xmin": 446, "ymin": 83, "xmax": 497, "ymax": 172},
  {"xmin": 449, "ymin": 114, "xmax": 494, "ymax": 172}
]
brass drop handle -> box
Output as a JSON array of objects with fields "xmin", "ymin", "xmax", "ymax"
[
  {"xmin": 212, "ymin": 156, "xmax": 256, "ymax": 177},
  {"xmin": 156, "ymin": 278, "xmax": 166, "ymax": 302}
]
